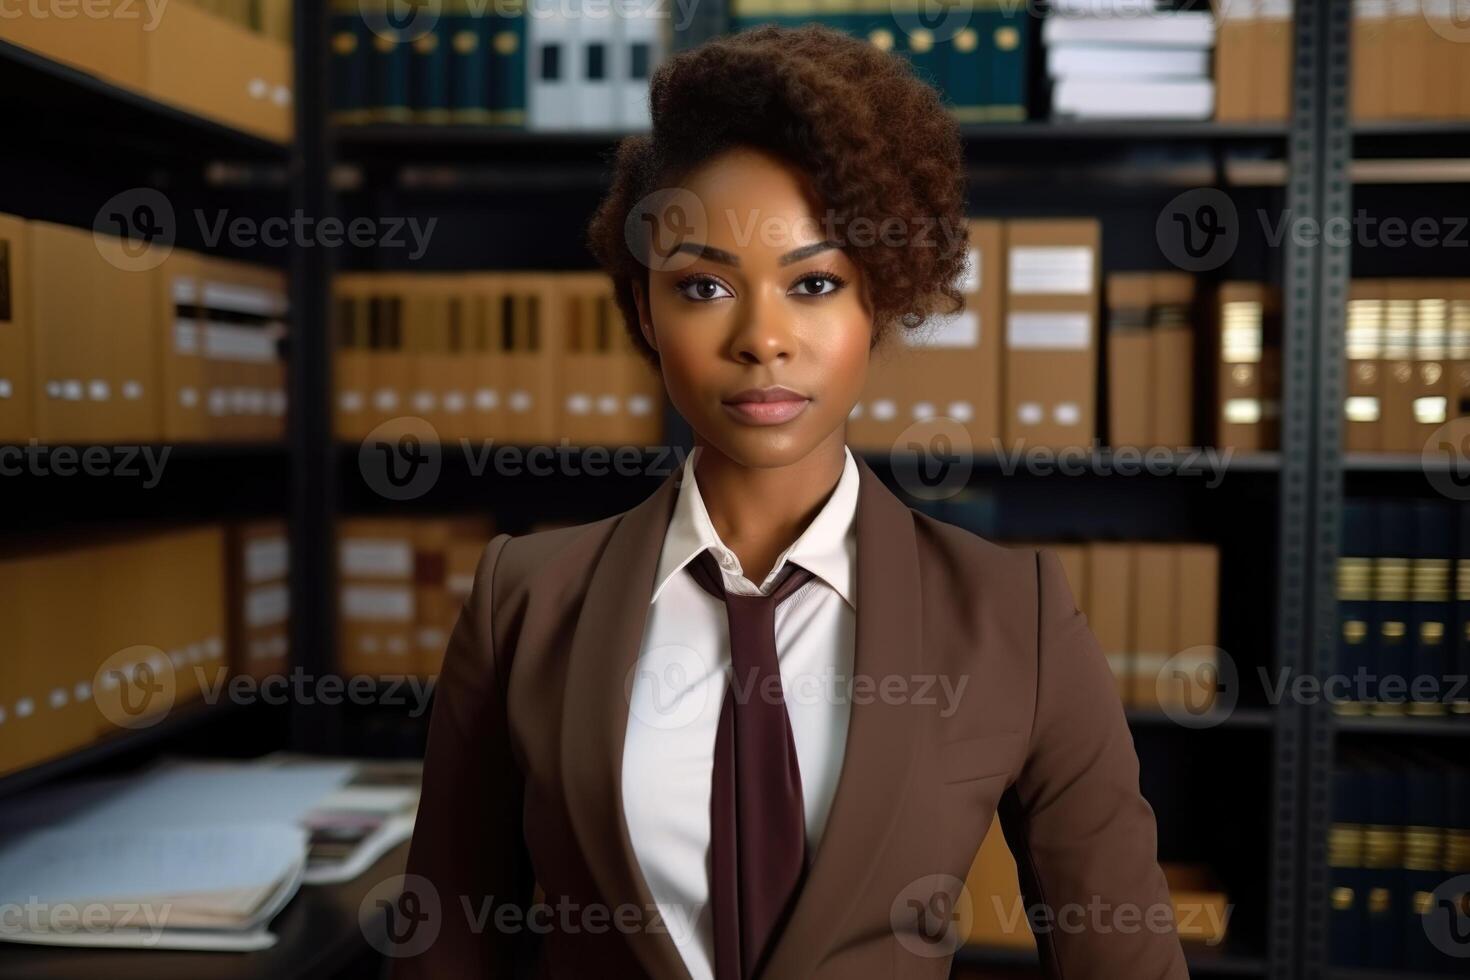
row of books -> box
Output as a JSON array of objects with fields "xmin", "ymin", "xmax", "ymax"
[
  {"xmin": 1105, "ymin": 272, "xmax": 1199, "ymax": 451},
  {"xmin": 1329, "ymin": 748, "xmax": 1470, "ymax": 971},
  {"xmin": 0, "ymin": 523, "xmax": 292, "ymax": 779},
  {"xmin": 0, "ymin": 214, "xmax": 290, "ymax": 445},
  {"xmin": 1044, "ymin": 4, "xmax": 1222, "ymax": 121},
  {"xmin": 1037, "ymin": 540, "xmax": 1222, "ymax": 714},
  {"xmin": 333, "ymin": 272, "xmax": 664, "ymax": 445},
  {"xmin": 730, "ymin": 0, "xmax": 1030, "ymax": 123},
  {"xmin": 1352, "ymin": 0, "xmax": 1470, "ymax": 122},
  {"xmin": 330, "ymin": 0, "xmax": 666, "ymax": 129},
  {"xmin": 338, "ymin": 516, "xmax": 495, "ymax": 679},
  {"xmin": 1214, "ymin": 0, "xmax": 1294, "ymax": 123},
  {"xmin": 1337, "ymin": 499, "xmax": 1470, "ymax": 718},
  {"xmin": 0, "ymin": 0, "xmax": 294, "ymax": 141},
  {"xmin": 1345, "ymin": 279, "xmax": 1470, "ymax": 454}
]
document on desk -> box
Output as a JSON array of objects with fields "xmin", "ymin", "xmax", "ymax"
[{"xmin": 0, "ymin": 823, "xmax": 307, "ymax": 950}]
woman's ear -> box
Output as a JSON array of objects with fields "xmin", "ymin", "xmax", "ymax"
[{"xmin": 631, "ymin": 280, "xmax": 657, "ymax": 354}]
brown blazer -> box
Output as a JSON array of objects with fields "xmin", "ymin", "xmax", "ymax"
[{"xmin": 393, "ymin": 451, "xmax": 1189, "ymax": 979}]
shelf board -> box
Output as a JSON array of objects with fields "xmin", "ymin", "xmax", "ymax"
[
  {"xmin": 0, "ymin": 696, "xmax": 246, "ymax": 802},
  {"xmin": 1334, "ymin": 712, "xmax": 1470, "ymax": 737},
  {"xmin": 1127, "ymin": 706, "xmax": 1276, "ymax": 730},
  {"xmin": 0, "ymin": 39, "xmax": 289, "ymax": 163},
  {"xmin": 1343, "ymin": 452, "xmax": 1451, "ymax": 473},
  {"xmin": 869, "ymin": 449, "xmax": 1281, "ymax": 479},
  {"xmin": 953, "ymin": 942, "xmax": 1267, "ymax": 976}
]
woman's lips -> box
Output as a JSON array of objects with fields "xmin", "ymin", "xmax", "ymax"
[{"xmin": 721, "ymin": 397, "xmax": 811, "ymax": 425}]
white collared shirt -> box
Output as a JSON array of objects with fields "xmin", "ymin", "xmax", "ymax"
[{"xmin": 621, "ymin": 445, "xmax": 860, "ymax": 980}]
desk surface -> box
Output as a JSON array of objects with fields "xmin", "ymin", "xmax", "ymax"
[{"xmin": 0, "ymin": 842, "xmax": 410, "ymax": 980}]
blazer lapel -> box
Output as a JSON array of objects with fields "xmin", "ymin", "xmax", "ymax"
[
  {"xmin": 559, "ymin": 451, "xmax": 925, "ymax": 980},
  {"xmin": 762, "ymin": 453, "xmax": 926, "ymax": 978},
  {"xmin": 560, "ymin": 461, "xmax": 694, "ymax": 980}
]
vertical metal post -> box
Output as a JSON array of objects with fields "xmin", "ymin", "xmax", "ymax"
[
  {"xmin": 289, "ymin": 0, "xmax": 340, "ymax": 753},
  {"xmin": 1300, "ymin": 2, "xmax": 1354, "ymax": 977}
]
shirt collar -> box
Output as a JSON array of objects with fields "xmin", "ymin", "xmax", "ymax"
[{"xmin": 650, "ymin": 444, "xmax": 860, "ymax": 607}]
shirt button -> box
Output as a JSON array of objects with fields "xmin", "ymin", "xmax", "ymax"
[{"xmin": 719, "ymin": 553, "xmax": 738, "ymax": 570}]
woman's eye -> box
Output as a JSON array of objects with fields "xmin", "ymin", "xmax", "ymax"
[
  {"xmin": 677, "ymin": 277, "xmax": 733, "ymax": 302},
  {"xmin": 791, "ymin": 275, "xmax": 841, "ymax": 297}
]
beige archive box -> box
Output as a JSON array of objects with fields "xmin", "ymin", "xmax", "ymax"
[
  {"xmin": 850, "ymin": 220, "xmax": 1003, "ymax": 457},
  {"xmin": 1002, "ymin": 219, "xmax": 1100, "ymax": 451}
]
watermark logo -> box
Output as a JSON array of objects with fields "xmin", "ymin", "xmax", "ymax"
[
  {"xmin": 889, "ymin": 417, "xmax": 974, "ymax": 501},
  {"xmin": 1154, "ymin": 646, "xmax": 1239, "ymax": 729},
  {"xmin": 1424, "ymin": 416, "xmax": 1470, "ymax": 502},
  {"xmin": 1425, "ymin": 874, "xmax": 1470, "ymax": 958},
  {"xmin": 362, "ymin": 874, "xmax": 442, "ymax": 958},
  {"xmin": 94, "ymin": 645, "xmax": 176, "ymax": 730},
  {"xmin": 1424, "ymin": 0, "xmax": 1470, "ymax": 44},
  {"xmin": 891, "ymin": 874, "xmax": 973, "ymax": 959},
  {"xmin": 93, "ymin": 188, "xmax": 175, "ymax": 272},
  {"xmin": 360, "ymin": 0, "xmax": 442, "ymax": 41},
  {"xmin": 1157, "ymin": 188, "xmax": 1239, "ymax": 272},
  {"xmin": 360, "ymin": 417, "xmax": 444, "ymax": 501},
  {"xmin": 888, "ymin": 0, "xmax": 976, "ymax": 46},
  {"xmin": 626, "ymin": 187, "xmax": 709, "ymax": 274},
  {"xmin": 626, "ymin": 643, "xmax": 716, "ymax": 731}
]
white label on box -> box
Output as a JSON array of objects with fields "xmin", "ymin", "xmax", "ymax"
[
  {"xmin": 1007, "ymin": 312, "xmax": 1092, "ymax": 350},
  {"xmin": 341, "ymin": 585, "xmax": 415, "ymax": 622},
  {"xmin": 341, "ymin": 539, "xmax": 414, "ymax": 578},
  {"xmin": 245, "ymin": 537, "xmax": 289, "ymax": 583},
  {"xmin": 1017, "ymin": 402, "xmax": 1044, "ymax": 425},
  {"xmin": 204, "ymin": 323, "xmax": 275, "ymax": 363},
  {"xmin": 448, "ymin": 572, "xmax": 475, "ymax": 596},
  {"xmin": 1053, "ymin": 402, "xmax": 1082, "ymax": 426},
  {"xmin": 906, "ymin": 311, "xmax": 979, "ymax": 349},
  {"xmin": 202, "ymin": 281, "xmax": 288, "ymax": 317},
  {"xmin": 174, "ymin": 320, "xmax": 200, "ymax": 355},
  {"xmin": 172, "ymin": 276, "xmax": 198, "ymax": 304},
  {"xmin": 246, "ymin": 584, "xmax": 290, "ymax": 628},
  {"xmin": 1008, "ymin": 246, "xmax": 1094, "ymax": 295}
]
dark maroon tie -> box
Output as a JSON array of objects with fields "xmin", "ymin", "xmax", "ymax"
[{"xmin": 685, "ymin": 548, "xmax": 815, "ymax": 980}]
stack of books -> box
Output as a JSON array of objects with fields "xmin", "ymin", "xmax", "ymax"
[{"xmin": 1043, "ymin": 1, "xmax": 1217, "ymax": 120}]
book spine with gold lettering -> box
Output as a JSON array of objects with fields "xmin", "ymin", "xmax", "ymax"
[
  {"xmin": 1361, "ymin": 763, "xmax": 1406, "ymax": 968},
  {"xmin": 1457, "ymin": 506, "xmax": 1470, "ymax": 716},
  {"xmin": 1345, "ymin": 280, "xmax": 1386, "ymax": 452},
  {"xmin": 1328, "ymin": 767, "xmax": 1368, "ymax": 966},
  {"xmin": 1408, "ymin": 501, "xmax": 1453, "ymax": 716},
  {"xmin": 1371, "ymin": 502, "xmax": 1413, "ymax": 715},
  {"xmin": 1337, "ymin": 501, "xmax": 1377, "ymax": 715},
  {"xmin": 1400, "ymin": 761, "xmax": 1446, "ymax": 972}
]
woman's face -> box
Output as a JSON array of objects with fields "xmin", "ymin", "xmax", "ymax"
[{"xmin": 631, "ymin": 146, "xmax": 873, "ymax": 469}]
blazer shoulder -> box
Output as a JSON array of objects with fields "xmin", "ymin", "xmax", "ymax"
[
  {"xmin": 909, "ymin": 507, "xmax": 1042, "ymax": 594},
  {"xmin": 480, "ymin": 513, "xmax": 622, "ymax": 609}
]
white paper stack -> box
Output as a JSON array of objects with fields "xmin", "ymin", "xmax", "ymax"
[
  {"xmin": 0, "ymin": 756, "xmax": 420, "ymax": 951},
  {"xmin": 1044, "ymin": 3, "xmax": 1218, "ymax": 120}
]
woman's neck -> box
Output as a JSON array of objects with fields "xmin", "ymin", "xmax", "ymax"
[{"xmin": 690, "ymin": 430, "xmax": 849, "ymax": 585}]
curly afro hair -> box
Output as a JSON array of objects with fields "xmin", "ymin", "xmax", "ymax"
[{"xmin": 584, "ymin": 22, "xmax": 971, "ymax": 366}]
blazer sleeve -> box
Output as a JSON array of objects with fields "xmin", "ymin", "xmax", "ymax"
[
  {"xmin": 995, "ymin": 548, "xmax": 1189, "ymax": 980},
  {"xmin": 392, "ymin": 532, "xmax": 532, "ymax": 977}
]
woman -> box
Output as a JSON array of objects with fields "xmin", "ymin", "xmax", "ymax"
[{"xmin": 395, "ymin": 23, "xmax": 1187, "ymax": 980}]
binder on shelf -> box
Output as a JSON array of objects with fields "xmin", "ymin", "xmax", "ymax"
[
  {"xmin": 1105, "ymin": 272, "xmax": 1152, "ymax": 449},
  {"xmin": 1213, "ymin": 0, "xmax": 1256, "ymax": 122},
  {"xmin": 1451, "ymin": 280, "xmax": 1470, "ymax": 420},
  {"xmin": 1215, "ymin": 281, "xmax": 1281, "ymax": 452},
  {"xmin": 490, "ymin": 0, "xmax": 529, "ymax": 126},
  {"xmin": 1151, "ymin": 272, "xmax": 1195, "ymax": 450},
  {"xmin": 1003, "ymin": 218, "xmax": 1100, "ymax": 451},
  {"xmin": 1411, "ymin": 281, "xmax": 1451, "ymax": 449},
  {"xmin": 1381, "ymin": 281, "xmax": 1419, "ymax": 452},
  {"xmin": 1407, "ymin": 501, "xmax": 1453, "ymax": 716},
  {"xmin": 528, "ymin": 0, "xmax": 578, "ymax": 130},
  {"xmin": 229, "ymin": 521, "xmax": 290, "ymax": 682},
  {"xmin": 0, "ymin": 213, "xmax": 33, "ymax": 444},
  {"xmin": 614, "ymin": 0, "xmax": 659, "ymax": 129},
  {"xmin": 1351, "ymin": 0, "xmax": 1392, "ymax": 120},
  {"xmin": 1336, "ymin": 501, "xmax": 1376, "ymax": 715},
  {"xmin": 1253, "ymin": 0, "xmax": 1293, "ymax": 122},
  {"xmin": 1129, "ymin": 544, "xmax": 1176, "ymax": 709},
  {"xmin": 1345, "ymin": 279, "xmax": 1386, "ymax": 452},
  {"xmin": 338, "ymin": 519, "xmax": 418, "ymax": 678},
  {"xmin": 30, "ymin": 221, "xmax": 114, "ymax": 444}
]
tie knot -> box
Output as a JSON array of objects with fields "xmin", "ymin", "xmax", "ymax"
[{"xmin": 686, "ymin": 549, "xmax": 816, "ymax": 607}]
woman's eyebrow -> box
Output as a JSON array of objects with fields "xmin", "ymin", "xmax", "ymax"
[{"xmin": 669, "ymin": 239, "xmax": 841, "ymax": 268}]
